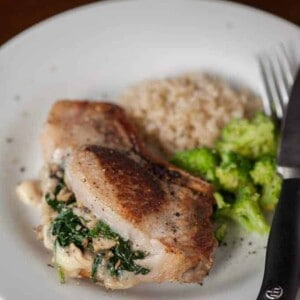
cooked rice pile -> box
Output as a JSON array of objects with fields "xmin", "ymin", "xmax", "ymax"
[{"xmin": 119, "ymin": 73, "xmax": 262, "ymax": 158}]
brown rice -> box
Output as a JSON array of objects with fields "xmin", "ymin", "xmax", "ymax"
[{"xmin": 119, "ymin": 73, "xmax": 262, "ymax": 158}]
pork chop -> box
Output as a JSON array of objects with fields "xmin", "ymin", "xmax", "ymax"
[{"xmin": 39, "ymin": 100, "xmax": 217, "ymax": 289}]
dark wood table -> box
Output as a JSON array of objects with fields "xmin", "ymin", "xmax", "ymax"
[{"xmin": 0, "ymin": 0, "xmax": 299, "ymax": 46}]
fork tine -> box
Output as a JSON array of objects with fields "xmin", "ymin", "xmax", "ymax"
[
  {"xmin": 277, "ymin": 43, "xmax": 294, "ymax": 93},
  {"xmin": 258, "ymin": 55, "xmax": 274, "ymax": 117},
  {"xmin": 279, "ymin": 42, "xmax": 295, "ymax": 82},
  {"xmin": 269, "ymin": 52, "xmax": 287, "ymax": 111},
  {"xmin": 274, "ymin": 44, "xmax": 294, "ymax": 105},
  {"xmin": 258, "ymin": 54, "xmax": 283, "ymax": 119}
]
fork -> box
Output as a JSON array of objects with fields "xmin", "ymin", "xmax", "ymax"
[
  {"xmin": 257, "ymin": 46, "xmax": 299, "ymax": 300},
  {"xmin": 258, "ymin": 43, "xmax": 295, "ymax": 121}
]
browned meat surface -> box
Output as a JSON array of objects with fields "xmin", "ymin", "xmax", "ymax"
[
  {"xmin": 40, "ymin": 101, "xmax": 142, "ymax": 164},
  {"xmin": 39, "ymin": 100, "xmax": 217, "ymax": 289}
]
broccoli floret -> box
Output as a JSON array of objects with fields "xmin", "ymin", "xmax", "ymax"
[
  {"xmin": 215, "ymin": 151, "xmax": 253, "ymax": 193},
  {"xmin": 169, "ymin": 114, "xmax": 279, "ymax": 237},
  {"xmin": 217, "ymin": 113, "xmax": 278, "ymax": 159},
  {"xmin": 213, "ymin": 193, "xmax": 230, "ymax": 241},
  {"xmin": 215, "ymin": 186, "xmax": 270, "ymax": 235},
  {"xmin": 214, "ymin": 223, "xmax": 227, "ymax": 242},
  {"xmin": 170, "ymin": 147, "xmax": 218, "ymax": 182},
  {"xmin": 214, "ymin": 192, "xmax": 231, "ymax": 209},
  {"xmin": 250, "ymin": 156, "xmax": 282, "ymax": 211}
]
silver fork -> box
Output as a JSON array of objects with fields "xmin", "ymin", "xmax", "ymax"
[
  {"xmin": 257, "ymin": 46, "xmax": 300, "ymax": 300},
  {"xmin": 258, "ymin": 43, "xmax": 295, "ymax": 120}
]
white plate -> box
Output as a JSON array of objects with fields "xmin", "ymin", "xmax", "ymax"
[{"xmin": 0, "ymin": 1, "xmax": 300, "ymax": 299}]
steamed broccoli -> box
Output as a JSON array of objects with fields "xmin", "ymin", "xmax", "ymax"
[
  {"xmin": 215, "ymin": 186, "xmax": 270, "ymax": 235},
  {"xmin": 170, "ymin": 147, "xmax": 218, "ymax": 182},
  {"xmin": 215, "ymin": 151, "xmax": 253, "ymax": 193},
  {"xmin": 213, "ymin": 193, "xmax": 229, "ymax": 242},
  {"xmin": 214, "ymin": 192, "xmax": 231, "ymax": 209},
  {"xmin": 250, "ymin": 156, "xmax": 282, "ymax": 211},
  {"xmin": 217, "ymin": 113, "xmax": 278, "ymax": 159},
  {"xmin": 169, "ymin": 113, "xmax": 279, "ymax": 238},
  {"xmin": 214, "ymin": 223, "xmax": 227, "ymax": 242}
]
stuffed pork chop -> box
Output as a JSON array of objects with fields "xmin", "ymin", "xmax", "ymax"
[{"xmin": 36, "ymin": 100, "xmax": 217, "ymax": 289}]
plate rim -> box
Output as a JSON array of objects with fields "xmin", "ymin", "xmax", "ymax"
[{"xmin": 0, "ymin": 0, "xmax": 299, "ymax": 54}]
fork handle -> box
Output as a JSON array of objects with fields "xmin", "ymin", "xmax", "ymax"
[{"xmin": 257, "ymin": 178, "xmax": 300, "ymax": 300}]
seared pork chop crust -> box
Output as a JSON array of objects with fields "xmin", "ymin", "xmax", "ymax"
[
  {"xmin": 41, "ymin": 100, "xmax": 213, "ymax": 195},
  {"xmin": 40, "ymin": 101, "xmax": 143, "ymax": 163},
  {"xmin": 84, "ymin": 145, "xmax": 165, "ymax": 222},
  {"xmin": 41, "ymin": 100, "xmax": 217, "ymax": 287},
  {"xmin": 82, "ymin": 145, "xmax": 215, "ymax": 259}
]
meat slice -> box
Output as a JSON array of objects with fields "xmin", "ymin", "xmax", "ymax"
[
  {"xmin": 40, "ymin": 100, "xmax": 142, "ymax": 164},
  {"xmin": 40, "ymin": 100, "xmax": 213, "ymax": 193},
  {"xmin": 65, "ymin": 145, "xmax": 216, "ymax": 287},
  {"xmin": 40, "ymin": 100, "xmax": 217, "ymax": 288}
]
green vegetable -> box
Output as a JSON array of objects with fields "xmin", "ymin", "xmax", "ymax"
[
  {"xmin": 169, "ymin": 113, "xmax": 280, "ymax": 238},
  {"xmin": 45, "ymin": 181, "xmax": 75, "ymax": 213},
  {"xmin": 88, "ymin": 220, "xmax": 119, "ymax": 240},
  {"xmin": 91, "ymin": 252, "xmax": 104, "ymax": 282},
  {"xmin": 90, "ymin": 220, "xmax": 150, "ymax": 278},
  {"xmin": 107, "ymin": 239, "xmax": 150, "ymax": 277},
  {"xmin": 215, "ymin": 186, "xmax": 270, "ymax": 235},
  {"xmin": 217, "ymin": 112, "xmax": 278, "ymax": 159},
  {"xmin": 49, "ymin": 206, "xmax": 150, "ymax": 280},
  {"xmin": 53, "ymin": 240, "xmax": 66, "ymax": 284},
  {"xmin": 250, "ymin": 156, "xmax": 282, "ymax": 210},
  {"xmin": 52, "ymin": 208, "xmax": 89, "ymax": 248},
  {"xmin": 213, "ymin": 192, "xmax": 231, "ymax": 209},
  {"xmin": 57, "ymin": 265, "xmax": 65, "ymax": 284},
  {"xmin": 49, "ymin": 202, "xmax": 150, "ymax": 279},
  {"xmin": 46, "ymin": 179, "xmax": 150, "ymax": 281},
  {"xmin": 46, "ymin": 181, "xmax": 90, "ymax": 249},
  {"xmin": 214, "ymin": 223, "xmax": 227, "ymax": 242},
  {"xmin": 215, "ymin": 151, "xmax": 253, "ymax": 193},
  {"xmin": 52, "ymin": 212, "xmax": 150, "ymax": 279},
  {"xmin": 170, "ymin": 147, "xmax": 218, "ymax": 182}
]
